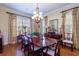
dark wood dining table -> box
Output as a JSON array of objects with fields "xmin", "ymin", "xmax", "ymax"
[
  {"xmin": 33, "ymin": 37, "xmax": 57, "ymax": 47},
  {"xmin": 18, "ymin": 34, "xmax": 61, "ymax": 46},
  {"xmin": 24, "ymin": 34, "xmax": 59, "ymax": 55},
  {"xmin": 25, "ymin": 34, "xmax": 59, "ymax": 48}
]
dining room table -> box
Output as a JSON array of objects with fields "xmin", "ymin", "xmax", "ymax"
[{"xmin": 24, "ymin": 34, "xmax": 60, "ymax": 56}]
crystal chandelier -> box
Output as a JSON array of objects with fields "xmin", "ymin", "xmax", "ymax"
[{"xmin": 32, "ymin": 3, "xmax": 43, "ymax": 23}]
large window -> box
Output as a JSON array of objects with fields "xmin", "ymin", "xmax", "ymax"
[
  {"xmin": 17, "ymin": 16, "xmax": 31, "ymax": 35},
  {"xmin": 65, "ymin": 10, "xmax": 73, "ymax": 38}
]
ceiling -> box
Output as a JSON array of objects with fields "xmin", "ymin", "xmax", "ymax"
[{"xmin": 0, "ymin": 3, "xmax": 70, "ymax": 16}]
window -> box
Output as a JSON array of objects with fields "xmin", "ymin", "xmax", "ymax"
[
  {"xmin": 17, "ymin": 16, "xmax": 31, "ymax": 35},
  {"xmin": 65, "ymin": 10, "xmax": 73, "ymax": 38}
]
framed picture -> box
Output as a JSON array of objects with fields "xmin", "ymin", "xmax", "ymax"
[{"xmin": 49, "ymin": 19, "xmax": 58, "ymax": 32}]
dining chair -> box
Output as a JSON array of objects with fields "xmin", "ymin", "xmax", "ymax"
[
  {"xmin": 62, "ymin": 33, "xmax": 73, "ymax": 51},
  {"xmin": 33, "ymin": 46, "xmax": 48, "ymax": 56},
  {"xmin": 43, "ymin": 40, "xmax": 61, "ymax": 56},
  {"xmin": 29, "ymin": 36, "xmax": 44, "ymax": 56},
  {"xmin": 21, "ymin": 35, "xmax": 30, "ymax": 55}
]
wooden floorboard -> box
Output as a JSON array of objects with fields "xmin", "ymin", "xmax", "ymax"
[
  {"xmin": 0, "ymin": 44, "xmax": 79, "ymax": 56},
  {"xmin": 60, "ymin": 47, "xmax": 79, "ymax": 56}
]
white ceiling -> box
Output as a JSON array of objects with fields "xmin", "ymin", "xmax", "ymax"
[{"xmin": 0, "ymin": 3, "xmax": 70, "ymax": 16}]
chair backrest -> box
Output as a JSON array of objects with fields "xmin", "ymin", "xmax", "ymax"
[
  {"xmin": 32, "ymin": 32, "xmax": 40, "ymax": 37},
  {"xmin": 29, "ymin": 37, "xmax": 37, "ymax": 51},
  {"xmin": 43, "ymin": 40, "xmax": 61, "ymax": 56},
  {"xmin": 30, "ymin": 36, "xmax": 41, "ymax": 52},
  {"xmin": 21, "ymin": 35, "xmax": 31, "ymax": 46},
  {"xmin": 65, "ymin": 33, "xmax": 72, "ymax": 41},
  {"xmin": 21, "ymin": 36, "xmax": 27, "ymax": 45},
  {"xmin": 55, "ymin": 40, "xmax": 61, "ymax": 56}
]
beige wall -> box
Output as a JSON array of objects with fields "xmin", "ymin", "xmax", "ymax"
[
  {"xmin": 31, "ymin": 19, "xmax": 42, "ymax": 33},
  {"xmin": 0, "ymin": 11, "xmax": 9, "ymax": 45}
]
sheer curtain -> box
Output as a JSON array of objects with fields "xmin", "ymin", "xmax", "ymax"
[
  {"xmin": 62, "ymin": 10, "xmax": 73, "ymax": 38},
  {"xmin": 8, "ymin": 13, "xmax": 31, "ymax": 44},
  {"xmin": 44, "ymin": 16, "xmax": 48, "ymax": 32},
  {"xmin": 65, "ymin": 10, "xmax": 73, "ymax": 39},
  {"xmin": 17, "ymin": 16, "xmax": 31, "ymax": 35},
  {"xmin": 62, "ymin": 12, "xmax": 66, "ymax": 38},
  {"xmin": 72, "ymin": 7, "xmax": 79, "ymax": 49}
]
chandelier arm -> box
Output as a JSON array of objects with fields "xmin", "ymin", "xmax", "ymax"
[
  {"xmin": 32, "ymin": 0, "xmax": 43, "ymax": 24},
  {"xmin": 36, "ymin": 1, "xmax": 39, "ymax": 14}
]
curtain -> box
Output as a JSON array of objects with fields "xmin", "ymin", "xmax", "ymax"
[
  {"xmin": 17, "ymin": 16, "xmax": 31, "ymax": 35},
  {"xmin": 44, "ymin": 16, "xmax": 48, "ymax": 32},
  {"xmin": 8, "ymin": 13, "xmax": 17, "ymax": 44},
  {"xmin": 72, "ymin": 7, "xmax": 79, "ymax": 49},
  {"xmin": 61, "ymin": 12, "xmax": 66, "ymax": 38}
]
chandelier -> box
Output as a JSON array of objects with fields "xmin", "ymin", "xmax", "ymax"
[{"xmin": 32, "ymin": 3, "xmax": 43, "ymax": 23}]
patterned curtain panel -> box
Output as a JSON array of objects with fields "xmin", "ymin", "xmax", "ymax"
[
  {"xmin": 8, "ymin": 13, "xmax": 17, "ymax": 44},
  {"xmin": 72, "ymin": 7, "xmax": 79, "ymax": 49},
  {"xmin": 16, "ymin": 16, "xmax": 31, "ymax": 35},
  {"xmin": 44, "ymin": 16, "xmax": 48, "ymax": 32},
  {"xmin": 61, "ymin": 12, "xmax": 66, "ymax": 38}
]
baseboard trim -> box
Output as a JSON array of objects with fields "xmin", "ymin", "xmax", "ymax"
[{"xmin": 3, "ymin": 43, "xmax": 17, "ymax": 47}]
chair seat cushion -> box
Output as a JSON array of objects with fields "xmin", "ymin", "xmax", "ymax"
[
  {"xmin": 34, "ymin": 46, "xmax": 40, "ymax": 51},
  {"xmin": 43, "ymin": 49, "xmax": 55, "ymax": 56},
  {"xmin": 49, "ymin": 47, "xmax": 55, "ymax": 50},
  {"xmin": 31, "ymin": 45, "xmax": 40, "ymax": 51},
  {"xmin": 62, "ymin": 40, "xmax": 73, "ymax": 44}
]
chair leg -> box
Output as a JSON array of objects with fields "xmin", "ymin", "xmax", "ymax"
[
  {"xmin": 71, "ymin": 44, "xmax": 73, "ymax": 51},
  {"xmin": 61, "ymin": 41, "xmax": 63, "ymax": 47}
]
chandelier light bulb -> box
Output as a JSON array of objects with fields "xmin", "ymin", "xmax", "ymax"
[
  {"xmin": 33, "ymin": 11, "xmax": 36, "ymax": 14},
  {"xmin": 32, "ymin": 3, "xmax": 43, "ymax": 23},
  {"xmin": 39, "ymin": 12, "xmax": 42, "ymax": 15}
]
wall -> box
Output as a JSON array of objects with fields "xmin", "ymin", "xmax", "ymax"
[
  {"xmin": 31, "ymin": 20, "xmax": 41, "ymax": 33},
  {"xmin": 0, "ymin": 11, "xmax": 9, "ymax": 45}
]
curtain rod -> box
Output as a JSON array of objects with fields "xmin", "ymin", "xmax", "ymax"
[
  {"xmin": 60, "ymin": 6, "xmax": 79, "ymax": 13},
  {"xmin": 6, "ymin": 12, "xmax": 31, "ymax": 19}
]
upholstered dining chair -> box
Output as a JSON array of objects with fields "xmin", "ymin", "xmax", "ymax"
[
  {"xmin": 21, "ymin": 35, "xmax": 31, "ymax": 55},
  {"xmin": 43, "ymin": 40, "xmax": 61, "ymax": 56},
  {"xmin": 32, "ymin": 32, "xmax": 40, "ymax": 37},
  {"xmin": 62, "ymin": 33, "xmax": 73, "ymax": 51},
  {"xmin": 29, "ymin": 36, "xmax": 42, "ymax": 56}
]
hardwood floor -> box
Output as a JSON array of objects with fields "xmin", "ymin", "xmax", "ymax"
[
  {"xmin": 60, "ymin": 47, "xmax": 79, "ymax": 56},
  {"xmin": 0, "ymin": 44, "xmax": 79, "ymax": 56},
  {"xmin": 0, "ymin": 44, "xmax": 24, "ymax": 56}
]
